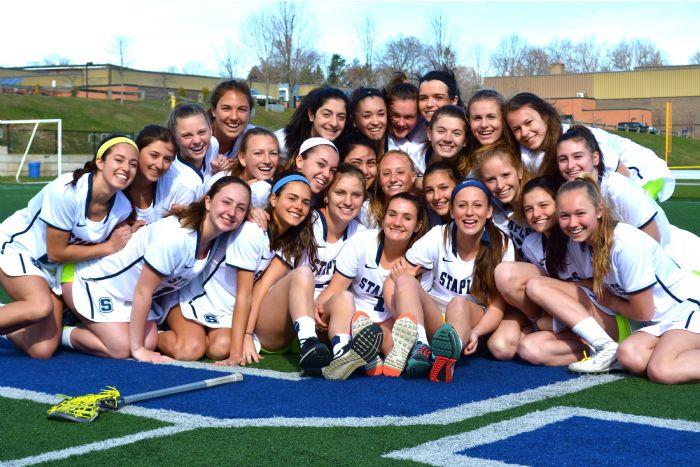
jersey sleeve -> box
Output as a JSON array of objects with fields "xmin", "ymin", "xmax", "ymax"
[
  {"xmin": 590, "ymin": 127, "xmax": 622, "ymax": 172},
  {"xmin": 335, "ymin": 231, "xmax": 366, "ymax": 279},
  {"xmin": 604, "ymin": 173, "xmax": 657, "ymax": 228},
  {"xmin": 225, "ymin": 223, "xmax": 263, "ymax": 272},
  {"xmin": 611, "ymin": 232, "xmax": 657, "ymax": 294},
  {"xmin": 520, "ymin": 233, "xmax": 544, "ymax": 270},
  {"xmin": 39, "ymin": 178, "xmax": 79, "ymax": 231},
  {"xmin": 250, "ymin": 181, "xmax": 272, "ymax": 209},
  {"xmin": 405, "ymin": 226, "xmax": 442, "ymax": 270}
]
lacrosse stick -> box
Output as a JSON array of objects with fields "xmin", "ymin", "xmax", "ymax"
[{"xmin": 47, "ymin": 372, "xmax": 243, "ymax": 423}]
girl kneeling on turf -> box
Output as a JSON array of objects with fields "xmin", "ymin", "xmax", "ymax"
[
  {"xmin": 526, "ymin": 176, "xmax": 700, "ymax": 382},
  {"xmin": 389, "ymin": 179, "xmax": 513, "ymax": 382},
  {"xmin": 316, "ymin": 192, "xmax": 431, "ymax": 379},
  {"xmin": 0, "ymin": 134, "xmax": 137, "ymax": 358},
  {"xmin": 61, "ymin": 176, "xmax": 250, "ymax": 363}
]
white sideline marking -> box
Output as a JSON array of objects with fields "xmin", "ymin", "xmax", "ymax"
[
  {"xmin": 383, "ymin": 406, "xmax": 700, "ymax": 466},
  {"xmin": 157, "ymin": 359, "xmax": 303, "ymax": 381}
]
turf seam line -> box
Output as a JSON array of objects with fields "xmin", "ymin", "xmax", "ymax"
[
  {"xmin": 155, "ymin": 359, "xmax": 303, "ymax": 381},
  {"xmin": 382, "ymin": 406, "xmax": 700, "ymax": 466}
]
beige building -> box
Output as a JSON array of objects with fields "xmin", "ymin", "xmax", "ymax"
[{"xmin": 484, "ymin": 64, "xmax": 700, "ymax": 137}]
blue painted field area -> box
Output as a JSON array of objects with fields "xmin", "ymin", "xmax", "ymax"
[
  {"xmin": 1, "ymin": 340, "xmax": 579, "ymax": 420},
  {"xmin": 460, "ymin": 416, "xmax": 700, "ymax": 466}
]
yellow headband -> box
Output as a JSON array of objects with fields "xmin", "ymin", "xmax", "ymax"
[{"xmin": 96, "ymin": 136, "xmax": 138, "ymax": 160}]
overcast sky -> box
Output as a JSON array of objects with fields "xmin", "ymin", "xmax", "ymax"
[{"xmin": 2, "ymin": 0, "xmax": 698, "ymax": 77}]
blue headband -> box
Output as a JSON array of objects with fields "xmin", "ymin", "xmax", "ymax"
[
  {"xmin": 451, "ymin": 178, "xmax": 492, "ymax": 203},
  {"xmin": 272, "ymin": 174, "xmax": 311, "ymax": 194}
]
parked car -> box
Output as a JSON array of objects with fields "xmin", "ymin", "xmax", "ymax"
[
  {"xmin": 647, "ymin": 125, "xmax": 659, "ymax": 135},
  {"xmin": 251, "ymin": 89, "xmax": 273, "ymax": 106},
  {"xmin": 617, "ymin": 122, "xmax": 648, "ymax": 133}
]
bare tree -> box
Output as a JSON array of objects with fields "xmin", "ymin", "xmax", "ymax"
[
  {"xmin": 545, "ymin": 38, "xmax": 574, "ymax": 70},
  {"xmin": 355, "ymin": 15, "xmax": 377, "ymax": 86},
  {"xmin": 269, "ymin": 1, "xmax": 317, "ymax": 106},
  {"xmin": 110, "ymin": 35, "xmax": 131, "ymax": 104},
  {"xmin": 426, "ymin": 10, "xmax": 456, "ymax": 69},
  {"xmin": 521, "ymin": 47, "xmax": 550, "ymax": 75},
  {"xmin": 182, "ymin": 61, "xmax": 207, "ymax": 75},
  {"xmin": 380, "ymin": 35, "xmax": 427, "ymax": 79},
  {"xmin": 464, "ymin": 44, "xmax": 487, "ymax": 86},
  {"xmin": 246, "ymin": 10, "xmax": 277, "ymax": 110},
  {"xmin": 608, "ymin": 40, "xmax": 634, "ymax": 71},
  {"xmin": 216, "ymin": 37, "xmax": 240, "ymax": 79},
  {"xmin": 571, "ymin": 37, "xmax": 605, "ymax": 73},
  {"xmin": 690, "ymin": 50, "xmax": 700, "ymax": 65},
  {"xmin": 630, "ymin": 39, "xmax": 667, "ymax": 68},
  {"xmin": 490, "ymin": 34, "xmax": 529, "ymax": 76},
  {"xmin": 42, "ymin": 54, "xmax": 72, "ymax": 66}
]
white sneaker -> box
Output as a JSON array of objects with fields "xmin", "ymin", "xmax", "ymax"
[{"xmin": 568, "ymin": 342, "xmax": 623, "ymax": 374}]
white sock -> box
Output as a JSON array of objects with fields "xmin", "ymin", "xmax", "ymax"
[
  {"xmin": 417, "ymin": 324, "xmax": 428, "ymax": 345},
  {"xmin": 294, "ymin": 316, "xmax": 317, "ymax": 342},
  {"xmin": 0, "ymin": 334, "xmax": 8, "ymax": 341},
  {"xmin": 571, "ymin": 317, "xmax": 614, "ymax": 351},
  {"xmin": 332, "ymin": 334, "xmax": 351, "ymax": 356},
  {"xmin": 61, "ymin": 326, "xmax": 75, "ymax": 349}
]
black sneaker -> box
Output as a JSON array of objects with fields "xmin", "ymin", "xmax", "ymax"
[
  {"xmin": 299, "ymin": 337, "xmax": 332, "ymax": 373},
  {"xmin": 404, "ymin": 342, "xmax": 432, "ymax": 379},
  {"xmin": 322, "ymin": 325, "xmax": 383, "ymax": 380}
]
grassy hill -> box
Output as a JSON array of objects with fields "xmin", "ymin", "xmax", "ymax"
[{"xmin": 607, "ymin": 129, "xmax": 699, "ymax": 167}]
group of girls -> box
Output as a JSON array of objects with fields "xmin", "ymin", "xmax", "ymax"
[{"xmin": 1, "ymin": 71, "xmax": 698, "ymax": 385}]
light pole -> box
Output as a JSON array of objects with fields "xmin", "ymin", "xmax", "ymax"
[{"xmin": 85, "ymin": 61, "xmax": 94, "ymax": 99}]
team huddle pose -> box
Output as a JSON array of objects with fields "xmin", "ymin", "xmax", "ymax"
[{"xmin": 1, "ymin": 69, "xmax": 698, "ymax": 385}]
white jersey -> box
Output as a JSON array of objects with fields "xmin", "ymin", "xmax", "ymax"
[
  {"xmin": 205, "ymin": 172, "xmax": 272, "ymax": 210},
  {"xmin": 335, "ymin": 228, "xmax": 431, "ymax": 322},
  {"xmin": 274, "ymin": 128, "xmax": 289, "ymax": 164},
  {"xmin": 357, "ymin": 199, "xmax": 379, "ymax": 228},
  {"xmin": 168, "ymin": 155, "xmax": 206, "ymax": 204},
  {"xmin": 220, "ymin": 124, "xmax": 256, "ymax": 158},
  {"xmin": 71, "ymin": 215, "xmax": 212, "ymax": 322},
  {"xmin": 600, "ymin": 170, "xmax": 671, "ymax": 246},
  {"xmin": 568, "ymin": 223, "xmax": 700, "ymax": 326},
  {"xmin": 406, "ymin": 223, "xmax": 515, "ymax": 305},
  {"xmin": 309, "ymin": 209, "xmax": 364, "ymax": 292},
  {"xmin": 0, "ymin": 172, "xmax": 131, "ymax": 264},
  {"xmin": 134, "ymin": 168, "xmax": 198, "ymax": 224},
  {"xmin": 491, "ymin": 202, "xmax": 532, "ymax": 258},
  {"xmin": 521, "ymin": 231, "xmax": 591, "ymax": 281},
  {"xmin": 388, "ymin": 125, "xmax": 429, "ymax": 175}
]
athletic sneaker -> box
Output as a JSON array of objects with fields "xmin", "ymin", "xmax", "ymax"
[
  {"xmin": 352, "ymin": 311, "xmax": 383, "ymax": 375},
  {"xmin": 383, "ymin": 313, "xmax": 417, "ymax": 377},
  {"xmin": 568, "ymin": 342, "xmax": 623, "ymax": 374},
  {"xmin": 322, "ymin": 325, "xmax": 383, "ymax": 380},
  {"xmin": 364, "ymin": 355, "xmax": 384, "ymax": 376},
  {"xmin": 298, "ymin": 337, "xmax": 332, "ymax": 373},
  {"xmin": 404, "ymin": 342, "xmax": 432, "ymax": 379},
  {"xmin": 430, "ymin": 323, "xmax": 462, "ymax": 383}
]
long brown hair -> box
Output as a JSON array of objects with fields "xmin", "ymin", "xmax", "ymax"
[
  {"xmin": 557, "ymin": 175, "xmax": 617, "ymax": 299},
  {"xmin": 169, "ymin": 175, "xmax": 251, "ymax": 231},
  {"xmin": 264, "ymin": 171, "xmax": 318, "ymax": 267}
]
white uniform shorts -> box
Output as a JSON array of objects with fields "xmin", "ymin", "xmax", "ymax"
[
  {"xmin": 0, "ymin": 252, "xmax": 61, "ymax": 294},
  {"xmin": 637, "ymin": 300, "xmax": 700, "ymax": 337},
  {"xmin": 71, "ymin": 274, "xmax": 160, "ymax": 323}
]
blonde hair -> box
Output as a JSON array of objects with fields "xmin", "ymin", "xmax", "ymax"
[
  {"xmin": 557, "ymin": 174, "xmax": 617, "ymax": 299},
  {"xmin": 368, "ymin": 149, "xmax": 416, "ymax": 227}
]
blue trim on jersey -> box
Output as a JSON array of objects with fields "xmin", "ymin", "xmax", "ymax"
[
  {"xmin": 1, "ymin": 209, "xmax": 42, "ymax": 253},
  {"xmin": 450, "ymin": 222, "xmax": 458, "ymax": 257},
  {"xmin": 40, "ymin": 218, "xmax": 72, "ymax": 232},
  {"xmin": 18, "ymin": 254, "xmax": 26, "ymax": 274},
  {"xmin": 316, "ymin": 209, "xmax": 328, "ymax": 241},
  {"xmin": 374, "ymin": 234, "xmax": 384, "ymax": 266},
  {"xmin": 274, "ymin": 253, "xmax": 293, "ymax": 269},
  {"xmin": 424, "ymin": 146, "xmax": 433, "ymax": 168},
  {"xmin": 336, "ymin": 268, "xmax": 355, "ymax": 280},
  {"xmin": 685, "ymin": 310, "xmax": 696, "ymax": 329},
  {"xmin": 85, "ymin": 256, "xmax": 145, "ymax": 282},
  {"xmin": 176, "ymin": 154, "xmax": 204, "ymax": 181},
  {"xmin": 84, "ymin": 173, "xmax": 118, "ymax": 224},
  {"xmin": 85, "ymin": 282, "xmax": 95, "ymax": 320},
  {"xmin": 144, "ymin": 258, "xmax": 168, "ymax": 277},
  {"xmin": 638, "ymin": 211, "xmax": 658, "ymax": 230},
  {"xmin": 627, "ymin": 281, "xmax": 657, "ymax": 295},
  {"xmin": 189, "ymin": 256, "xmax": 228, "ymax": 307},
  {"xmin": 655, "ymin": 275, "xmax": 682, "ymax": 303}
]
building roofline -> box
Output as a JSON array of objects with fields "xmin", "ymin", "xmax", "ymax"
[{"xmin": 485, "ymin": 63, "xmax": 700, "ymax": 79}]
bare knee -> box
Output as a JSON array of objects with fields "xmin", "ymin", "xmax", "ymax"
[
  {"xmin": 25, "ymin": 295, "xmax": 55, "ymax": 322},
  {"xmin": 106, "ymin": 344, "xmax": 132, "ymax": 360},
  {"xmin": 25, "ymin": 340, "xmax": 59, "ymax": 359},
  {"xmin": 207, "ymin": 335, "xmax": 231, "ymax": 361},
  {"xmin": 495, "ymin": 262, "xmax": 520, "ymax": 295},
  {"xmin": 617, "ymin": 340, "xmax": 649, "ymax": 375},
  {"xmin": 395, "ymin": 274, "xmax": 418, "ymax": 289},
  {"xmin": 488, "ymin": 335, "xmax": 518, "ymax": 361},
  {"xmin": 517, "ymin": 337, "xmax": 545, "ymax": 365},
  {"xmin": 171, "ymin": 338, "xmax": 206, "ymax": 361},
  {"xmin": 291, "ymin": 265, "xmax": 315, "ymax": 288},
  {"xmin": 525, "ymin": 276, "xmax": 549, "ymax": 304}
]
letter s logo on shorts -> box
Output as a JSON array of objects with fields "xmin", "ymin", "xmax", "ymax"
[
  {"xmin": 98, "ymin": 297, "xmax": 113, "ymax": 313},
  {"xmin": 204, "ymin": 314, "xmax": 219, "ymax": 325}
]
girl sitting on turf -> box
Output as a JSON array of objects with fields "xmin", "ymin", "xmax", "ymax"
[
  {"xmin": 424, "ymin": 105, "xmax": 471, "ymax": 177},
  {"xmin": 275, "ymin": 86, "xmax": 349, "ymax": 163},
  {"xmin": 0, "ymin": 134, "xmax": 138, "ymax": 358},
  {"xmin": 422, "ymin": 161, "xmax": 460, "ymax": 227},
  {"xmin": 505, "ymin": 92, "xmax": 674, "ymax": 201},
  {"xmin": 525, "ymin": 176, "xmax": 700, "ymax": 382},
  {"xmin": 363, "ymin": 150, "xmax": 417, "ymax": 227},
  {"xmin": 388, "ymin": 179, "xmax": 513, "ymax": 382},
  {"xmin": 349, "ymin": 87, "xmax": 388, "ymax": 158},
  {"xmin": 207, "ymin": 127, "xmax": 280, "ymax": 209},
  {"xmin": 126, "ymin": 125, "xmax": 187, "ymax": 224},
  {"xmin": 240, "ymin": 172, "xmax": 332, "ymax": 371},
  {"xmin": 61, "ymin": 176, "xmax": 250, "ymax": 363},
  {"xmin": 316, "ymin": 192, "xmax": 431, "ymax": 379}
]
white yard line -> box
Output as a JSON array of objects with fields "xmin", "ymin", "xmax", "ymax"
[{"xmin": 157, "ymin": 359, "xmax": 303, "ymax": 381}]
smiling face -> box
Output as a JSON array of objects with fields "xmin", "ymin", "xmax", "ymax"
[
  {"xmin": 556, "ymin": 138, "xmax": 599, "ymax": 181},
  {"xmin": 379, "ymin": 152, "xmax": 416, "ymax": 198},
  {"xmin": 137, "ymin": 140, "xmax": 175, "ymax": 183},
  {"xmin": 389, "ymin": 98, "xmax": 418, "ymax": 139},
  {"xmin": 469, "ymin": 99, "xmax": 503, "ymax": 146},
  {"xmin": 428, "ymin": 115, "xmax": 468, "ymax": 160},
  {"xmin": 205, "ymin": 182, "xmax": 250, "ymax": 233},
  {"xmin": 557, "ymin": 188, "xmax": 602, "ymax": 245},
  {"xmin": 479, "ymin": 155, "xmax": 523, "ymax": 205},
  {"xmin": 423, "ymin": 170, "xmax": 456, "ymax": 218},
  {"xmin": 175, "ymin": 114, "xmax": 212, "ymax": 168},
  {"xmin": 418, "ymin": 80, "xmax": 455, "ymax": 122},
  {"xmin": 522, "ymin": 187, "xmax": 557, "ymax": 234},
  {"xmin": 506, "ymin": 106, "xmax": 548, "ymax": 151},
  {"xmin": 450, "ymin": 186, "xmax": 493, "ymax": 238},
  {"xmin": 309, "ymin": 98, "xmax": 347, "ymax": 141},
  {"xmin": 270, "ymin": 181, "xmax": 312, "ymax": 231},
  {"xmin": 325, "ymin": 174, "xmax": 365, "ymax": 225},
  {"xmin": 211, "ymin": 90, "xmax": 251, "ymax": 143},
  {"xmin": 382, "ymin": 197, "xmax": 421, "ymax": 244},
  {"xmin": 354, "ymin": 96, "xmax": 387, "ymax": 141},
  {"xmin": 238, "ymin": 134, "xmax": 279, "ymax": 181},
  {"xmin": 345, "ymin": 144, "xmax": 378, "ymax": 190},
  {"xmin": 97, "ymin": 143, "xmax": 139, "ymax": 191},
  {"xmin": 295, "ymin": 145, "xmax": 339, "ymax": 194}
]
